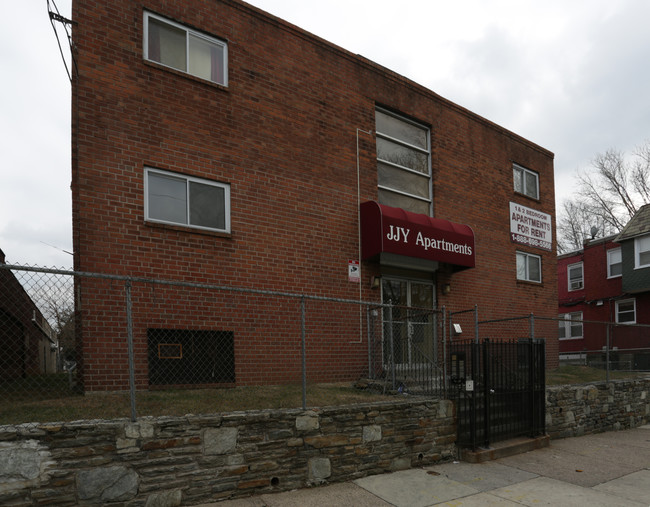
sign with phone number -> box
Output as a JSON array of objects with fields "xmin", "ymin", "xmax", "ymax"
[
  {"xmin": 510, "ymin": 233, "xmax": 552, "ymax": 251},
  {"xmin": 509, "ymin": 202, "xmax": 552, "ymax": 251}
]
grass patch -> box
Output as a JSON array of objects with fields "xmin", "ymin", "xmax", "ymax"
[
  {"xmin": 0, "ymin": 382, "xmax": 389, "ymax": 425},
  {"xmin": 546, "ymin": 365, "xmax": 649, "ymax": 386},
  {"xmin": 4, "ymin": 368, "xmax": 649, "ymax": 425}
]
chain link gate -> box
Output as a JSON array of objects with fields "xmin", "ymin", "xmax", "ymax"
[
  {"xmin": 450, "ymin": 337, "xmax": 546, "ymax": 450},
  {"xmin": 367, "ymin": 304, "xmax": 446, "ymax": 397}
]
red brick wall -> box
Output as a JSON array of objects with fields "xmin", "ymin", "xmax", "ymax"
[
  {"xmin": 559, "ymin": 240, "xmax": 650, "ymax": 354},
  {"xmin": 72, "ymin": 0, "xmax": 557, "ymax": 390}
]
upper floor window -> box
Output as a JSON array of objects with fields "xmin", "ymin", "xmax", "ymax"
[
  {"xmin": 607, "ymin": 247, "xmax": 622, "ymax": 278},
  {"xmin": 634, "ymin": 234, "xmax": 650, "ymax": 269},
  {"xmin": 145, "ymin": 167, "xmax": 231, "ymax": 233},
  {"xmin": 516, "ymin": 251, "xmax": 541, "ymax": 283},
  {"xmin": 567, "ymin": 262, "xmax": 583, "ymax": 291},
  {"xmin": 616, "ymin": 298, "xmax": 636, "ymax": 324},
  {"xmin": 375, "ymin": 109, "xmax": 431, "ymax": 215},
  {"xmin": 513, "ymin": 163, "xmax": 539, "ymax": 200},
  {"xmin": 558, "ymin": 312, "xmax": 583, "ymax": 340},
  {"xmin": 144, "ymin": 11, "xmax": 228, "ymax": 86}
]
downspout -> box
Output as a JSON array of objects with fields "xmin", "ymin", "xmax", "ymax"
[{"xmin": 354, "ymin": 128, "xmax": 373, "ymax": 343}]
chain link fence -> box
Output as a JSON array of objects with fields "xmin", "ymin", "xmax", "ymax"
[
  {"xmin": 555, "ymin": 315, "xmax": 650, "ymax": 380},
  {"xmin": 2, "ymin": 263, "xmax": 573, "ymax": 427},
  {"xmin": 0, "ymin": 264, "xmax": 400, "ymax": 426}
]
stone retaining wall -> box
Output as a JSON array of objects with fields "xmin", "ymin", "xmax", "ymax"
[
  {"xmin": 546, "ymin": 378, "xmax": 650, "ymax": 438},
  {"xmin": 0, "ymin": 399, "xmax": 455, "ymax": 506},
  {"xmin": 3, "ymin": 379, "xmax": 650, "ymax": 506}
]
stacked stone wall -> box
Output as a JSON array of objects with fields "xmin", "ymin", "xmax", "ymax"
[
  {"xmin": 3, "ymin": 379, "xmax": 649, "ymax": 505},
  {"xmin": 546, "ymin": 378, "xmax": 650, "ymax": 438},
  {"xmin": 0, "ymin": 399, "xmax": 455, "ymax": 506}
]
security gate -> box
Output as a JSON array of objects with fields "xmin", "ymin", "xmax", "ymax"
[{"xmin": 450, "ymin": 338, "xmax": 545, "ymax": 450}]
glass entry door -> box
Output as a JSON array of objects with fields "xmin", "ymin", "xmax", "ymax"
[{"xmin": 381, "ymin": 278, "xmax": 436, "ymax": 367}]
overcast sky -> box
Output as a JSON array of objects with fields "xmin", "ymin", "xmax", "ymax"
[{"xmin": 2, "ymin": 0, "xmax": 649, "ymax": 269}]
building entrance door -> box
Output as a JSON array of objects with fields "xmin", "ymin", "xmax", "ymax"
[{"xmin": 381, "ymin": 278, "xmax": 436, "ymax": 368}]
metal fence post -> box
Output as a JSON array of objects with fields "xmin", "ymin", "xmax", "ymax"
[
  {"xmin": 442, "ymin": 306, "xmax": 447, "ymax": 397},
  {"xmin": 474, "ymin": 304, "xmax": 479, "ymax": 344},
  {"xmin": 366, "ymin": 307, "xmax": 371, "ymax": 378},
  {"xmin": 482, "ymin": 338, "xmax": 490, "ymax": 448},
  {"xmin": 125, "ymin": 280, "xmax": 137, "ymax": 422},
  {"xmin": 388, "ymin": 304, "xmax": 396, "ymax": 391},
  {"xmin": 606, "ymin": 323, "xmax": 610, "ymax": 383},
  {"xmin": 301, "ymin": 295, "xmax": 307, "ymax": 410}
]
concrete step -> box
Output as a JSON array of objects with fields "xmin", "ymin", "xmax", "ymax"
[{"xmin": 460, "ymin": 434, "xmax": 550, "ymax": 463}]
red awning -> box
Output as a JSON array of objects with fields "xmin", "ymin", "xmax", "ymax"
[{"xmin": 360, "ymin": 201, "xmax": 475, "ymax": 270}]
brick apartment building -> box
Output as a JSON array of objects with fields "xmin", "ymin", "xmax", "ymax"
[
  {"xmin": 558, "ymin": 205, "xmax": 650, "ymax": 366},
  {"xmin": 71, "ymin": 0, "xmax": 557, "ymax": 391}
]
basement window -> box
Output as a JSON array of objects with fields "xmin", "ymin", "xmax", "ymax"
[
  {"xmin": 144, "ymin": 11, "xmax": 228, "ymax": 86},
  {"xmin": 148, "ymin": 329, "xmax": 235, "ymax": 386}
]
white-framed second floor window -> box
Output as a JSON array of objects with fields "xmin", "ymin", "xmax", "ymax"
[
  {"xmin": 516, "ymin": 251, "xmax": 542, "ymax": 283},
  {"xmin": 567, "ymin": 262, "xmax": 584, "ymax": 291},
  {"xmin": 558, "ymin": 312, "xmax": 583, "ymax": 340},
  {"xmin": 145, "ymin": 167, "xmax": 231, "ymax": 233},
  {"xmin": 375, "ymin": 108, "xmax": 431, "ymax": 215},
  {"xmin": 144, "ymin": 11, "xmax": 228, "ymax": 86},
  {"xmin": 607, "ymin": 247, "xmax": 622, "ymax": 278},
  {"xmin": 616, "ymin": 298, "xmax": 636, "ymax": 324},
  {"xmin": 513, "ymin": 163, "xmax": 539, "ymax": 199},
  {"xmin": 634, "ymin": 234, "xmax": 650, "ymax": 269}
]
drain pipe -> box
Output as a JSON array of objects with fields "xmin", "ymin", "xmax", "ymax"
[{"xmin": 353, "ymin": 128, "xmax": 373, "ymax": 344}]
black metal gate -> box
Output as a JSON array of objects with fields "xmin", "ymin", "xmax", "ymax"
[{"xmin": 450, "ymin": 338, "xmax": 545, "ymax": 450}]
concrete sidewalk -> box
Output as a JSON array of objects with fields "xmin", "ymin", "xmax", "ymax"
[{"xmin": 198, "ymin": 425, "xmax": 650, "ymax": 506}]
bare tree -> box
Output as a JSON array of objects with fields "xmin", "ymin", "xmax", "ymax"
[{"xmin": 557, "ymin": 139, "xmax": 650, "ymax": 253}]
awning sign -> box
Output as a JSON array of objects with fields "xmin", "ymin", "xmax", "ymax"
[
  {"xmin": 360, "ymin": 201, "xmax": 475, "ymax": 270},
  {"xmin": 509, "ymin": 202, "xmax": 552, "ymax": 251}
]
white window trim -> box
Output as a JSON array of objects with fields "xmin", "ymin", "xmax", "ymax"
[
  {"xmin": 513, "ymin": 163, "xmax": 539, "ymax": 200},
  {"xmin": 516, "ymin": 251, "xmax": 542, "ymax": 283},
  {"xmin": 567, "ymin": 262, "xmax": 584, "ymax": 291},
  {"xmin": 615, "ymin": 298, "xmax": 636, "ymax": 324},
  {"xmin": 607, "ymin": 247, "xmax": 622, "ymax": 278},
  {"xmin": 143, "ymin": 11, "xmax": 228, "ymax": 86},
  {"xmin": 634, "ymin": 234, "xmax": 650, "ymax": 269},
  {"xmin": 144, "ymin": 167, "xmax": 231, "ymax": 233},
  {"xmin": 559, "ymin": 312, "xmax": 583, "ymax": 340}
]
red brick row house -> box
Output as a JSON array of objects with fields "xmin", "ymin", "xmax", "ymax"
[
  {"xmin": 71, "ymin": 0, "xmax": 557, "ymax": 391},
  {"xmin": 558, "ymin": 204, "xmax": 650, "ymax": 367}
]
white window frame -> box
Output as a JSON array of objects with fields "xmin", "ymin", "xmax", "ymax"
[
  {"xmin": 144, "ymin": 167, "xmax": 231, "ymax": 233},
  {"xmin": 375, "ymin": 108, "xmax": 432, "ymax": 215},
  {"xmin": 567, "ymin": 262, "xmax": 584, "ymax": 291},
  {"xmin": 144, "ymin": 11, "xmax": 228, "ymax": 86},
  {"xmin": 558, "ymin": 312, "xmax": 583, "ymax": 340},
  {"xmin": 516, "ymin": 251, "xmax": 542, "ymax": 283},
  {"xmin": 513, "ymin": 163, "xmax": 539, "ymax": 200},
  {"xmin": 634, "ymin": 234, "xmax": 650, "ymax": 269},
  {"xmin": 615, "ymin": 298, "xmax": 636, "ymax": 324},
  {"xmin": 607, "ymin": 247, "xmax": 622, "ymax": 278}
]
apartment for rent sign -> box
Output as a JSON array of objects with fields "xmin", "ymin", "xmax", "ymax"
[{"xmin": 510, "ymin": 202, "xmax": 552, "ymax": 251}]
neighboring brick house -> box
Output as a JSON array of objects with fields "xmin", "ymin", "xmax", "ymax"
[
  {"xmin": 558, "ymin": 204, "xmax": 650, "ymax": 366},
  {"xmin": 71, "ymin": 0, "xmax": 557, "ymax": 391},
  {"xmin": 0, "ymin": 248, "xmax": 57, "ymax": 380}
]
